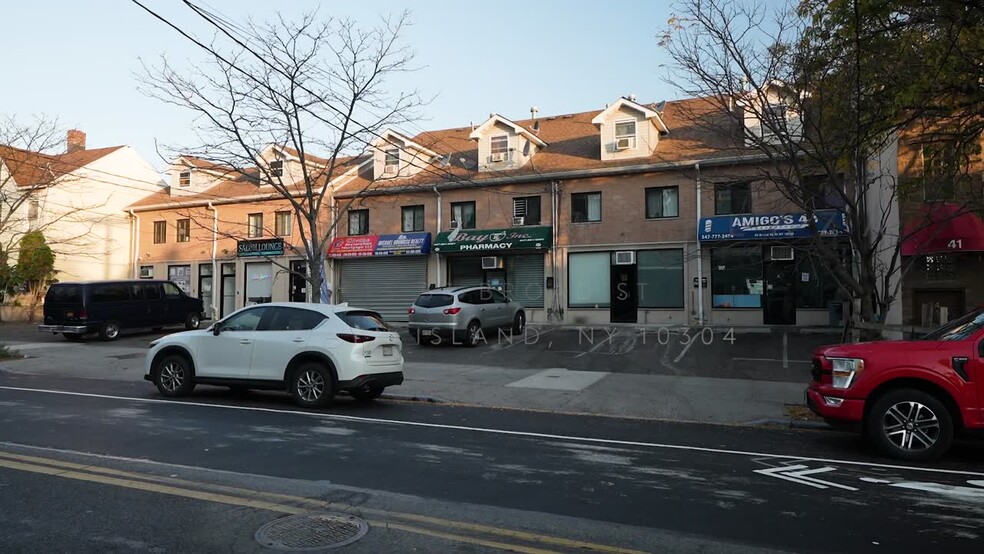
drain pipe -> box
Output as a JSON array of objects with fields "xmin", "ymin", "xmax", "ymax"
[
  {"xmin": 434, "ymin": 186, "xmax": 442, "ymax": 287},
  {"xmin": 695, "ymin": 163, "xmax": 704, "ymax": 327},
  {"xmin": 207, "ymin": 202, "xmax": 218, "ymax": 318},
  {"xmin": 128, "ymin": 209, "xmax": 139, "ymax": 279}
]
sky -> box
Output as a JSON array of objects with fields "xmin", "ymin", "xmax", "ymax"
[{"xmin": 3, "ymin": 0, "xmax": 692, "ymax": 172}]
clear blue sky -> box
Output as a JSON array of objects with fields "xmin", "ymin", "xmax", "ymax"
[{"xmin": 3, "ymin": 1, "xmax": 688, "ymax": 171}]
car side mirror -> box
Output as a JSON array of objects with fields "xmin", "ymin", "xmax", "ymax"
[{"xmin": 212, "ymin": 324, "xmax": 222, "ymax": 336}]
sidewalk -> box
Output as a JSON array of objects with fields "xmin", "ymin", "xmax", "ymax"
[{"xmin": 0, "ymin": 336, "xmax": 808, "ymax": 425}]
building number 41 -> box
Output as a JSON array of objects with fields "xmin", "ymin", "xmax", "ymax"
[{"xmin": 948, "ymin": 239, "xmax": 963, "ymax": 249}]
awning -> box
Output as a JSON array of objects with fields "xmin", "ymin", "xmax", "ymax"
[
  {"xmin": 433, "ymin": 226, "xmax": 552, "ymax": 253},
  {"xmin": 901, "ymin": 203, "xmax": 984, "ymax": 256},
  {"xmin": 698, "ymin": 210, "xmax": 848, "ymax": 242},
  {"xmin": 327, "ymin": 232, "xmax": 431, "ymax": 258}
]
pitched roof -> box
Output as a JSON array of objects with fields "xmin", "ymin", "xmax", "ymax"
[
  {"xmin": 591, "ymin": 97, "xmax": 669, "ymax": 133},
  {"xmin": 334, "ymin": 95, "xmax": 751, "ymax": 196},
  {"xmin": 129, "ymin": 154, "xmax": 367, "ymax": 209},
  {"xmin": 0, "ymin": 144, "xmax": 124, "ymax": 187},
  {"xmin": 468, "ymin": 114, "xmax": 548, "ymax": 147}
]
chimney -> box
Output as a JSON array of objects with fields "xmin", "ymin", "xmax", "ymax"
[{"xmin": 66, "ymin": 129, "xmax": 86, "ymax": 153}]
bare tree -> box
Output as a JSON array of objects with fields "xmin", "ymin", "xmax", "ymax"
[
  {"xmin": 0, "ymin": 114, "xmax": 110, "ymax": 296},
  {"xmin": 137, "ymin": 6, "xmax": 424, "ymax": 301},
  {"xmin": 661, "ymin": 0, "xmax": 981, "ymax": 335}
]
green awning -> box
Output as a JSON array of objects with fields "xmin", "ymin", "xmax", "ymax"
[{"xmin": 433, "ymin": 226, "xmax": 552, "ymax": 253}]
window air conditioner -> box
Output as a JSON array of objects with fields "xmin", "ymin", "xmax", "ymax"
[
  {"xmin": 615, "ymin": 137, "xmax": 633, "ymax": 150},
  {"xmin": 482, "ymin": 256, "xmax": 503, "ymax": 269},
  {"xmin": 512, "ymin": 216, "xmax": 525, "ymax": 226},
  {"xmin": 383, "ymin": 163, "xmax": 398, "ymax": 174},
  {"xmin": 490, "ymin": 152, "xmax": 506, "ymax": 163},
  {"xmin": 449, "ymin": 220, "xmax": 460, "ymax": 230},
  {"xmin": 140, "ymin": 266, "xmax": 154, "ymax": 278},
  {"xmin": 614, "ymin": 251, "xmax": 636, "ymax": 265},
  {"xmin": 770, "ymin": 246, "xmax": 794, "ymax": 261}
]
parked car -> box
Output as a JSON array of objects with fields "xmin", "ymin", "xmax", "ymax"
[
  {"xmin": 807, "ymin": 308, "xmax": 984, "ymax": 461},
  {"xmin": 407, "ymin": 286, "xmax": 525, "ymax": 347},
  {"xmin": 39, "ymin": 280, "xmax": 204, "ymax": 341},
  {"xmin": 144, "ymin": 302, "xmax": 403, "ymax": 407}
]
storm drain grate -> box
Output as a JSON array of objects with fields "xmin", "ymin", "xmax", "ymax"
[{"xmin": 255, "ymin": 513, "xmax": 369, "ymax": 551}]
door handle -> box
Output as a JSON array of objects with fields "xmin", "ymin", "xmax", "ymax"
[
  {"xmin": 292, "ymin": 338, "xmax": 305, "ymax": 343},
  {"xmin": 240, "ymin": 339, "xmax": 252, "ymax": 345}
]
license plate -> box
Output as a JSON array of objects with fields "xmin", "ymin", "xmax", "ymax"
[
  {"xmin": 65, "ymin": 311, "xmax": 74, "ymax": 317},
  {"xmin": 383, "ymin": 345, "xmax": 395, "ymax": 356},
  {"xmin": 420, "ymin": 329, "xmax": 432, "ymax": 336}
]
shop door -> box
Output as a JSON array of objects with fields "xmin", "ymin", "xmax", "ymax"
[
  {"xmin": 220, "ymin": 263, "xmax": 236, "ymax": 318},
  {"xmin": 245, "ymin": 262, "xmax": 274, "ymax": 306},
  {"xmin": 338, "ymin": 257, "xmax": 427, "ymax": 322},
  {"xmin": 764, "ymin": 260, "xmax": 796, "ymax": 325},
  {"xmin": 198, "ymin": 263, "xmax": 214, "ymax": 320},
  {"xmin": 290, "ymin": 261, "xmax": 308, "ymax": 302},
  {"xmin": 610, "ymin": 264, "xmax": 638, "ymax": 323}
]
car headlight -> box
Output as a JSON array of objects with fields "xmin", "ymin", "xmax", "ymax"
[{"xmin": 830, "ymin": 358, "xmax": 864, "ymax": 389}]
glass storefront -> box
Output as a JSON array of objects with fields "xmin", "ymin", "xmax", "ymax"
[
  {"xmin": 711, "ymin": 247, "xmax": 763, "ymax": 308},
  {"xmin": 568, "ymin": 252, "xmax": 610, "ymax": 308},
  {"xmin": 245, "ymin": 262, "xmax": 273, "ymax": 305},
  {"xmin": 637, "ymin": 250, "xmax": 684, "ymax": 308}
]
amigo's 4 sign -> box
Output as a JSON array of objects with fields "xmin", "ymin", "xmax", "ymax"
[{"xmin": 698, "ymin": 210, "xmax": 849, "ymax": 241}]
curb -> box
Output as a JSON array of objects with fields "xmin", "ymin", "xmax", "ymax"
[
  {"xmin": 743, "ymin": 418, "xmax": 833, "ymax": 430},
  {"xmin": 379, "ymin": 393, "xmax": 445, "ymax": 404}
]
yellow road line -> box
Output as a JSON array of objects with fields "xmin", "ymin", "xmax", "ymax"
[
  {"xmin": 0, "ymin": 450, "xmax": 649, "ymax": 554},
  {"xmin": 0, "ymin": 457, "xmax": 564, "ymax": 554}
]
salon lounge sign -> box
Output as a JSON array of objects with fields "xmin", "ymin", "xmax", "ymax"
[
  {"xmin": 432, "ymin": 226, "xmax": 552, "ymax": 253},
  {"xmin": 237, "ymin": 238, "xmax": 285, "ymax": 257}
]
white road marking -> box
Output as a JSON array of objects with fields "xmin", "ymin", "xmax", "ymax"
[
  {"xmin": 755, "ymin": 465, "xmax": 828, "ymax": 489},
  {"xmin": 2, "ymin": 384, "xmax": 984, "ymax": 478}
]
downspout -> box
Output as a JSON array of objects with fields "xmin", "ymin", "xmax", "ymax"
[
  {"xmin": 695, "ymin": 163, "xmax": 704, "ymax": 327},
  {"xmin": 328, "ymin": 188, "xmax": 338, "ymax": 302},
  {"xmin": 128, "ymin": 209, "xmax": 139, "ymax": 279},
  {"xmin": 207, "ymin": 202, "xmax": 218, "ymax": 318},
  {"xmin": 433, "ymin": 186, "xmax": 442, "ymax": 287},
  {"xmin": 551, "ymin": 181, "xmax": 560, "ymax": 321}
]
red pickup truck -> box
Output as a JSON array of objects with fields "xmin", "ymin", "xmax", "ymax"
[{"xmin": 807, "ymin": 309, "xmax": 984, "ymax": 461}]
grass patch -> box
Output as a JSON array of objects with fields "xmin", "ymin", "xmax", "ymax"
[{"xmin": 0, "ymin": 344, "xmax": 23, "ymax": 361}]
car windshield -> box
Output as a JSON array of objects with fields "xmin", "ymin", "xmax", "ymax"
[
  {"xmin": 921, "ymin": 308, "xmax": 984, "ymax": 341},
  {"xmin": 414, "ymin": 294, "xmax": 453, "ymax": 308},
  {"xmin": 339, "ymin": 310, "xmax": 388, "ymax": 331}
]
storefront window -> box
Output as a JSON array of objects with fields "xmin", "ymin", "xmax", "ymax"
[
  {"xmin": 245, "ymin": 262, "xmax": 273, "ymax": 305},
  {"xmin": 711, "ymin": 247, "xmax": 762, "ymax": 308},
  {"xmin": 795, "ymin": 248, "xmax": 846, "ymax": 308},
  {"xmin": 638, "ymin": 250, "xmax": 684, "ymax": 308},
  {"xmin": 569, "ymin": 252, "xmax": 610, "ymax": 308}
]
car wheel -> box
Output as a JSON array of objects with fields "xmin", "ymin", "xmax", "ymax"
[
  {"xmin": 350, "ymin": 385, "xmax": 384, "ymax": 402},
  {"xmin": 63, "ymin": 332, "xmax": 83, "ymax": 341},
  {"xmin": 98, "ymin": 321, "xmax": 121, "ymax": 341},
  {"xmin": 153, "ymin": 354, "xmax": 196, "ymax": 397},
  {"xmin": 464, "ymin": 321, "xmax": 482, "ymax": 347},
  {"xmin": 866, "ymin": 388, "xmax": 953, "ymax": 462},
  {"xmin": 184, "ymin": 313, "xmax": 201, "ymax": 330},
  {"xmin": 512, "ymin": 311, "xmax": 526, "ymax": 334},
  {"xmin": 290, "ymin": 362, "xmax": 334, "ymax": 408}
]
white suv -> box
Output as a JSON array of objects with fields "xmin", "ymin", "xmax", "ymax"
[{"xmin": 144, "ymin": 302, "xmax": 403, "ymax": 407}]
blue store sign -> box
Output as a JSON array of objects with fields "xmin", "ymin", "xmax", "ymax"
[{"xmin": 699, "ymin": 210, "xmax": 849, "ymax": 241}]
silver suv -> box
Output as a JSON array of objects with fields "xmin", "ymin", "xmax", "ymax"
[{"xmin": 408, "ymin": 286, "xmax": 526, "ymax": 346}]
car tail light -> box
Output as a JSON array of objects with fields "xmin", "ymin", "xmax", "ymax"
[
  {"xmin": 79, "ymin": 309, "xmax": 88, "ymax": 320},
  {"xmin": 336, "ymin": 333, "xmax": 376, "ymax": 344},
  {"xmin": 408, "ymin": 307, "xmax": 415, "ymax": 314},
  {"xmin": 443, "ymin": 307, "xmax": 461, "ymax": 315}
]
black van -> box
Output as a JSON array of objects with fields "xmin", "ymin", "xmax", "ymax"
[{"xmin": 39, "ymin": 280, "xmax": 205, "ymax": 341}]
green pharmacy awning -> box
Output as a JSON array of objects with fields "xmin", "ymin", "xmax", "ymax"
[{"xmin": 433, "ymin": 226, "xmax": 552, "ymax": 253}]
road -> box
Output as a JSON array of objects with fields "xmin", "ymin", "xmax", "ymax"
[{"xmin": 1, "ymin": 360, "xmax": 984, "ymax": 553}]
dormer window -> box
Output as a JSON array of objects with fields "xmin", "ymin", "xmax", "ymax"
[
  {"xmin": 490, "ymin": 135, "xmax": 509, "ymax": 163},
  {"xmin": 178, "ymin": 171, "xmax": 191, "ymax": 187},
  {"xmin": 384, "ymin": 148, "xmax": 400, "ymax": 174},
  {"xmin": 762, "ymin": 103, "xmax": 787, "ymax": 140},
  {"xmin": 270, "ymin": 159, "xmax": 284, "ymax": 177},
  {"xmin": 614, "ymin": 120, "xmax": 637, "ymax": 150}
]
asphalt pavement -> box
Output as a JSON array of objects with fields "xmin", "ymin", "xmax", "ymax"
[{"xmin": 0, "ymin": 372, "xmax": 983, "ymax": 553}]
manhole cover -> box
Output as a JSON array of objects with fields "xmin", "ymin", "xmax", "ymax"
[{"xmin": 255, "ymin": 513, "xmax": 369, "ymax": 551}]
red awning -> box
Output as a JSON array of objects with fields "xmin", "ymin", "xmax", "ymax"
[{"xmin": 901, "ymin": 202, "xmax": 984, "ymax": 256}]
